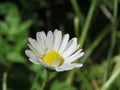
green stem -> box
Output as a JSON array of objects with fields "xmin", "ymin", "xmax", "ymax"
[
  {"xmin": 2, "ymin": 72, "xmax": 7, "ymax": 90},
  {"xmin": 67, "ymin": 0, "xmax": 97, "ymax": 85},
  {"xmin": 67, "ymin": 24, "xmax": 111, "ymax": 85},
  {"xmin": 81, "ymin": 23, "xmax": 111, "ymax": 64},
  {"xmin": 79, "ymin": 0, "xmax": 97, "ymax": 48},
  {"xmin": 103, "ymin": 0, "xmax": 118, "ymax": 83},
  {"xmin": 74, "ymin": 17, "xmax": 79, "ymax": 38},
  {"xmin": 104, "ymin": 26, "xmax": 116, "ymax": 82},
  {"xmin": 40, "ymin": 70, "xmax": 50, "ymax": 90},
  {"xmin": 113, "ymin": 0, "xmax": 118, "ymax": 23},
  {"xmin": 66, "ymin": 69, "xmax": 75, "ymax": 85},
  {"xmin": 67, "ymin": 23, "xmax": 113, "ymax": 88},
  {"xmin": 30, "ymin": 72, "xmax": 40, "ymax": 90},
  {"xmin": 71, "ymin": 0, "xmax": 84, "ymax": 26},
  {"xmin": 101, "ymin": 68, "xmax": 120, "ymax": 90}
]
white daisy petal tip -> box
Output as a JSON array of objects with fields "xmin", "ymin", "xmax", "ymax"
[
  {"xmin": 55, "ymin": 63, "xmax": 83, "ymax": 72},
  {"xmin": 54, "ymin": 28, "xmax": 59, "ymax": 31},
  {"xmin": 25, "ymin": 29, "xmax": 85, "ymax": 72},
  {"xmin": 74, "ymin": 63, "xmax": 83, "ymax": 68}
]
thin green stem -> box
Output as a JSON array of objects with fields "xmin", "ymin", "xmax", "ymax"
[
  {"xmin": 103, "ymin": 0, "xmax": 118, "ymax": 83},
  {"xmin": 30, "ymin": 72, "xmax": 40, "ymax": 90},
  {"xmin": 71, "ymin": 0, "xmax": 84, "ymax": 26},
  {"xmin": 40, "ymin": 70, "xmax": 50, "ymax": 90},
  {"xmin": 101, "ymin": 68, "xmax": 120, "ymax": 90},
  {"xmin": 79, "ymin": 0, "xmax": 97, "ymax": 48},
  {"xmin": 74, "ymin": 17, "xmax": 79, "ymax": 38},
  {"xmin": 67, "ymin": 0, "xmax": 97, "ymax": 85},
  {"xmin": 113, "ymin": 0, "xmax": 118, "ymax": 23},
  {"xmin": 81, "ymin": 23, "xmax": 111, "ymax": 64},
  {"xmin": 104, "ymin": 26, "xmax": 116, "ymax": 83},
  {"xmin": 67, "ymin": 23, "xmax": 111, "ymax": 85},
  {"xmin": 2, "ymin": 72, "xmax": 7, "ymax": 90},
  {"xmin": 66, "ymin": 69, "xmax": 75, "ymax": 85}
]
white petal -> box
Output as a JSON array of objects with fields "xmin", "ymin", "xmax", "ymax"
[
  {"xmin": 29, "ymin": 58, "xmax": 40, "ymax": 64},
  {"xmin": 62, "ymin": 38, "xmax": 78, "ymax": 58},
  {"xmin": 58, "ymin": 34, "xmax": 69, "ymax": 54},
  {"xmin": 41, "ymin": 31, "xmax": 47, "ymax": 50},
  {"xmin": 56, "ymin": 63, "xmax": 83, "ymax": 72},
  {"xmin": 36, "ymin": 32, "xmax": 44, "ymax": 53},
  {"xmin": 36, "ymin": 31, "xmax": 47, "ymax": 54},
  {"xmin": 28, "ymin": 38, "xmax": 38, "ymax": 51},
  {"xmin": 64, "ymin": 49, "xmax": 82, "ymax": 60},
  {"xmin": 46, "ymin": 31, "xmax": 54, "ymax": 52},
  {"xmin": 62, "ymin": 38, "xmax": 77, "ymax": 54},
  {"xmin": 25, "ymin": 50, "xmax": 40, "ymax": 64},
  {"xmin": 53, "ymin": 30, "xmax": 62, "ymax": 51},
  {"xmin": 27, "ymin": 44, "xmax": 42, "ymax": 58},
  {"xmin": 54, "ymin": 29, "xmax": 58, "ymax": 33},
  {"xmin": 64, "ymin": 52, "xmax": 84, "ymax": 63},
  {"xmin": 28, "ymin": 38, "xmax": 43, "ymax": 56},
  {"xmin": 66, "ymin": 45, "xmax": 80, "ymax": 57},
  {"xmin": 25, "ymin": 50, "xmax": 36, "ymax": 59}
]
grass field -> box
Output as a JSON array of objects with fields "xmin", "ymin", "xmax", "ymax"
[{"xmin": 0, "ymin": 0, "xmax": 120, "ymax": 90}]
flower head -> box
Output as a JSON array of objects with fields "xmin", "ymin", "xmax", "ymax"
[{"xmin": 25, "ymin": 29, "xmax": 84, "ymax": 72}]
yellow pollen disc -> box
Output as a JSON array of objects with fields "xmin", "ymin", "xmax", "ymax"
[{"xmin": 43, "ymin": 50, "xmax": 63, "ymax": 66}]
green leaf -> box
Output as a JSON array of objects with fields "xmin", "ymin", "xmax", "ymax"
[
  {"xmin": 111, "ymin": 55, "xmax": 120, "ymax": 75},
  {"xmin": 50, "ymin": 81, "xmax": 76, "ymax": 90},
  {"xmin": 0, "ymin": 21, "xmax": 8, "ymax": 35},
  {"xmin": 18, "ymin": 20, "xmax": 33, "ymax": 34},
  {"xmin": 5, "ymin": 4, "xmax": 20, "ymax": 27},
  {"xmin": 6, "ymin": 52, "xmax": 26, "ymax": 63}
]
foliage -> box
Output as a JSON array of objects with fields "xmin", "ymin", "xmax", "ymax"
[{"xmin": 0, "ymin": 0, "xmax": 120, "ymax": 90}]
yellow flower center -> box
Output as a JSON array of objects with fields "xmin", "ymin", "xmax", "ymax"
[{"xmin": 43, "ymin": 50, "xmax": 63, "ymax": 67}]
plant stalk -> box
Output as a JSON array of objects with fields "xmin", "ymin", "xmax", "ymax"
[{"xmin": 40, "ymin": 70, "xmax": 50, "ymax": 90}]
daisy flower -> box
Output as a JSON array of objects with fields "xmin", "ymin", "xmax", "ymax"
[{"xmin": 25, "ymin": 29, "xmax": 84, "ymax": 72}]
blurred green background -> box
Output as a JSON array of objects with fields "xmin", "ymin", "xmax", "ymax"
[{"xmin": 0, "ymin": 0, "xmax": 120, "ymax": 90}]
